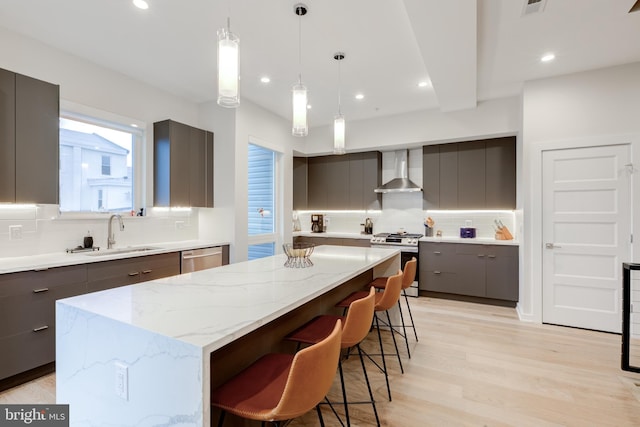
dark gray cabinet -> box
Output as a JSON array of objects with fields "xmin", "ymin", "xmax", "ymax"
[
  {"xmin": 419, "ymin": 241, "xmax": 518, "ymax": 302},
  {"xmin": 294, "ymin": 236, "xmax": 370, "ymax": 248},
  {"xmin": 293, "ymin": 157, "xmax": 308, "ymax": 209},
  {"xmin": 0, "ymin": 69, "xmax": 59, "ymax": 204},
  {"xmin": 0, "ymin": 265, "xmax": 87, "ymax": 381},
  {"xmin": 154, "ymin": 119, "xmax": 214, "ymax": 208},
  {"xmin": 87, "ymin": 252, "xmax": 180, "ymax": 293},
  {"xmin": 423, "ymin": 137, "xmax": 515, "ymax": 210},
  {"xmin": 296, "ymin": 152, "xmax": 381, "ymax": 211}
]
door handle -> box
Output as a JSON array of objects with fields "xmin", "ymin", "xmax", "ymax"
[{"xmin": 545, "ymin": 243, "xmax": 562, "ymax": 249}]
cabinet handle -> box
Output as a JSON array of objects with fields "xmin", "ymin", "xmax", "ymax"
[
  {"xmin": 32, "ymin": 288, "xmax": 49, "ymax": 293},
  {"xmin": 34, "ymin": 268, "xmax": 49, "ymax": 272},
  {"xmin": 142, "ymin": 270, "xmax": 152, "ymax": 274},
  {"xmin": 33, "ymin": 326, "xmax": 49, "ymax": 332},
  {"xmin": 128, "ymin": 272, "xmax": 140, "ymax": 277},
  {"xmin": 433, "ymin": 251, "xmax": 441, "ymax": 255},
  {"xmin": 487, "ymin": 255, "xmax": 496, "ymax": 258},
  {"xmin": 478, "ymin": 254, "xmax": 485, "ymax": 257},
  {"xmin": 434, "ymin": 271, "xmax": 441, "ymax": 274}
]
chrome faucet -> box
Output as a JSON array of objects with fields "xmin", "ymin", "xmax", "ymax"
[{"xmin": 107, "ymin": 214, "xmax": 125, "ymax": 249}]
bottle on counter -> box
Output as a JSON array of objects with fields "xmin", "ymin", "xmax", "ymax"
[{"xmin": 83, "ymin": 231, "xmax": 93, "ymax": 249}]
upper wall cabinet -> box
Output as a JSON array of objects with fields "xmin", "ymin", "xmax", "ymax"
[
  {"xmin": 153, "ymin": 120, "xmax": 214, "ymax": 208},
  {"xmin": 294, "ymin": 151, "xmax": 381, "ymax": 211},
  {"xmin": 423, "ymin": 136, "xmax": 516, "ymax": 210},
  {"xmin": 0, "ymin": 69, "xmax": 59, "ymax": 204}
]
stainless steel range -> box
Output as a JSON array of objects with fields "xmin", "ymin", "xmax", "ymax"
[
  {"xmin": 370, "ymin": 233, "xmax": 422, "ymax": 252},
  {"xmin": 370, "ymin": 232, "xmax": 422, "ymax": 297}
]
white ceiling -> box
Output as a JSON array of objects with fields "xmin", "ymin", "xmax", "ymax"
[{"xmin": 0, "ymin": 0, "xmax": 639, "ymax": 128}]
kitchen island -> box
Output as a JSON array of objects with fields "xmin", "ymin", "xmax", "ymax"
[{"xmin": 55, "ymin": 245, "xmax": 400, "ymax": 426}]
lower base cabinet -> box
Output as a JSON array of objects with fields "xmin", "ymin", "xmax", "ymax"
[
  {"xmin": 0, "ymin": 249, "xmax": 190, "ymax": 387},
  {"xmin": 419, "ymin": 241, "xmax": 518, "ymax": 302},
  {"xmin": 0, "ymin": 265, "xmax": 87, "ymax": 381},
  {"xmin": 294, "ymin": 235, "xmax": 371, "ymax": 248},
  {"xmin": 87, "ymin": 252, "xmax": 180, "ymax": 293}
]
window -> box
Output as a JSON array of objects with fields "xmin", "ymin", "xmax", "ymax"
[
  {"xmin": 59, "ymin": 115, "xmax": 141, "ymax": 213},
  {"xmin": 101, "ymin": 155, "xmax": 111, "ymax": 176},
  {"xmin": 247, "ymin": 143, "xmax": 278, "ymax": 260}
]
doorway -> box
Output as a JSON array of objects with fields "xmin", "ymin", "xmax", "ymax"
[{"xmin": 542, "ymin": 144, "xmax": 632, "ymax": 333}]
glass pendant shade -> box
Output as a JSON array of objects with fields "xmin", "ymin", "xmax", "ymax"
[
  {"xmin": 292, "ymin": 82, "xmax": 308, "ymax": 137},
  {"xmin": 217, "ymin": 27, "xmax": 240, "ymax": 108},
  {"xmin": 333, "ymin": 113, "xmax": 346, "ymax": 154}
]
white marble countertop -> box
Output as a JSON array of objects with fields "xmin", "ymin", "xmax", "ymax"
[
  {"xmin": 419, "ymin": 236, "xmax": 519, "ymax": 246},
  {"xmin": 57, "ymin": 245, "xmax": 399, "ymax": 353},
  {"xmin": 0, "ymin": 240, "xmax": 230, "ymax": 274}
]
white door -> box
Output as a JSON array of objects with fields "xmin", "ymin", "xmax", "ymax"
[{"xmin": 542, "ymin": 144, "xmax": 632, "ymax": 333}]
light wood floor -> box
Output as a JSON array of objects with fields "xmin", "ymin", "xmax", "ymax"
[{"xmin": 2, "ymin": 297, "xmax": 640, "ymax": 426}]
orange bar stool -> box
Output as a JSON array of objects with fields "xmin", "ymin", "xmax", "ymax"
[
  {"xmin": 286, "ymin": 287, "xmax": 380, "ymax": 427},
  {"xmin": 211, "ymin": 320, "xmax": 342, "ymax": 427},
  {"xmin": 335, "ymin": 270, "xmax": 404, "ymax": 402},
  {"xmin": 370, "ymin": 257, "xmax": 418, "ymax": 358}
]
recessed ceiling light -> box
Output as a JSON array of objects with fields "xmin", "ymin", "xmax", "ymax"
[
  {"xmin": 260, "ymin": 76, "xmax": 271, "ymax": 83},
  {"xmin": 133, "ymin": 0, "xmax": 149, "ymax": 10},
  {"xmin": 541, "ymin": 53, "xmax": 555, "ymax": 62},
  {"xmin": 306, "ymin": 104, "xmax": 312, "ymax": 109},
  {"xmin": 418, "ymin": 80, "xmax": 432, "ymax": 88},
  {"xmin": 131, "ymin": 124, "xmax": 139, "ymax": 128},
  {"xmin": 355, "ymin": 93, "xmax": 364, "ymax": 100}
]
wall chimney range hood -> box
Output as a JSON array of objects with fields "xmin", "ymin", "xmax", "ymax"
[{"xmin": 374, "ymin": 150, "xmax": 422, "ymax": 193}]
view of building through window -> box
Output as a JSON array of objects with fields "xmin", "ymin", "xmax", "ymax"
[{"xmin": 59, "ymin": 117, "xmax": 134, "ymax": 212}]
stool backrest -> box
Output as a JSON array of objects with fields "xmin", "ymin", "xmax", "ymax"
[
  {"xmin": 341, "ymin": 287, "xmax": 376, "ymax": 348},
  {"xmin": 273, "ymin": 319, "xmax": 342, "ymax": 419},
  {"xmin": 401, "ymin": 257, "xmax": 418, "ymax": 290},
  {"xmin": 375, "ymin": 270, "xmax": 403, "ymax": 311}
]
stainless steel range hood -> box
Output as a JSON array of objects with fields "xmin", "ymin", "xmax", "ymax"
[{"xmin": 374, "ymin": 150, "xmax": 423, "ymax": 193}]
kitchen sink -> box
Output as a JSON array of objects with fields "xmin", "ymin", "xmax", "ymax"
[{"xmin": 85, "ymin": 246, "xmax": 162, "ymax": 257}]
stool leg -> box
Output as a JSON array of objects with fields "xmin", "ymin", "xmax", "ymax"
[
  {"xmin": 337, "ymin": 358, "xmax": 350, "ymax": 427},
  {"xmin": 316, "ymin": 404, "xmax": 326, "ymax": 427},
  {"xmin": 357, "ymin": 344, "xmax": 380, "ymax": 427},
  {"xmin": 397, "ymin": 299, "xmax": 411, "ymax": 359},
  {"xmin": 386, "ymin": 310, "xmax": 404, "ymax": 374},
  {"xmin": 403, "ymin": 290, "xmax": 419, "ymax": 341},
  {"xmin": 374, "ymin": 314, "xmax": 392, "ymax": 401},
  {"xmin": 217, "ymin": 410, "xmax": 226, "ymax": 427}
]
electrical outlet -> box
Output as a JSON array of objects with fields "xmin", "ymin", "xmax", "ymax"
[
  {"xmin": 115, "ymin": 362, "xmax": 129, "ymax": 400},
  {"xmin": 175, "ymin": 221, "xmax": 185, "ymax": 230},
  {"xmin": 9, "ymin": 225, "xmax": 22, "ymax": 240}
]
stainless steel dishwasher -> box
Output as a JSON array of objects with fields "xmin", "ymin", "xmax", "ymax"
[{"xmin": 181, "ymin": 247, "xmax": 223, "ymax": 273}]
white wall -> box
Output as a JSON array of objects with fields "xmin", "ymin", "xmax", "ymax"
[
  {"xmin": 302, "ymin": 96, "xmax": 520, "ymax": 154},
  {"xmin": 521, "ymin": 62, "xmax": 640, "ymax": 322},
  {"xmin": 0, "ymin": 27, "xmax": 205, "ymax": 255},
  {"xmin": 198, "ymin": 99, "xmax": 297, "ymax": 263}
]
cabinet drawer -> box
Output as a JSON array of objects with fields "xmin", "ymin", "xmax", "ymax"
[
  {"xmin": 420, "ymin": 242, "xmax": 459, "ymax": 272},
  {"xmin": 0, "ymin": 326, "xmax": 54, "ymax": 380},
  {"xmin": 87, "ymin": 257, "xmax": 141, "ymax": 293},
  {"xmin": 137, "ymin": 252, "xmax": 180, "ymax": 282},
  {"xmin": 0, "ymin": 281, "xmax": 86, "ymax": 338},
  {"xmin": 421, "ymin": 271, "xmax": 457, "ymax": 293},
  {"xmin": 0, "ymin": 265, "xmax": 87, "ymax": 297}
]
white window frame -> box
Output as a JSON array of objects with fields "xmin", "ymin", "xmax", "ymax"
[
  {"xmin": 247, "ymin": 136, "xmax": 283, "ymax": 256},
  {"xmin": 58, "ymin": 101, "xmax": 145, "ymax": 218}
]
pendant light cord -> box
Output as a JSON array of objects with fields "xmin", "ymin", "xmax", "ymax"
[
  {"xmin": 337, "ymin": 58, "xmax": 342, "ymax": 114},
  {"xmin": 298, "ymin": 11, "xmax": 302, "ymax": 84}
]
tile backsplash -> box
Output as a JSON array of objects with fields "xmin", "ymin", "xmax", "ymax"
[
  {"xmin": 295, "ymin": 191, "xmax": 518, "ymax": 240},
  {"xmin": 0, "ymin": 205, "xmax": 199, "ymax": 258}
]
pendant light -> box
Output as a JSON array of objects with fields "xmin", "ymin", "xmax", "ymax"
[
  {"xmin": 333, "ymin": 52, "xmax": 346, "ymax": 155},
  {"xmin": 217, "ymin": 16, "xmax": 240, "ymax": 108},
  {"xmin": 292, "ymin": 3, "xmax": 308, "ymax": 137}
]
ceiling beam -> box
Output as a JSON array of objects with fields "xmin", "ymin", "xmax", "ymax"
[{"xmin": 403, "ymin": 0, "xmax": 477, "ymax": 112}]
